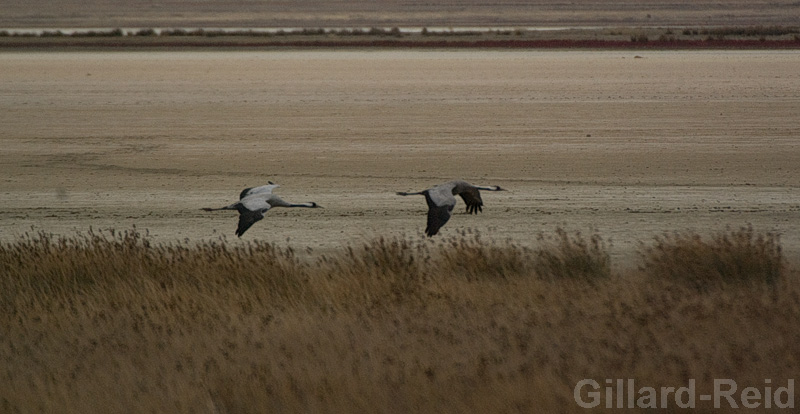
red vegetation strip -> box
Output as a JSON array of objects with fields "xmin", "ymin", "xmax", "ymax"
[
  {"xmin": 277, "ymin": 39, "xmax": 800, "ymax": 49},
  {"xmin": 4, "ymin": 38, "xmax": 800, "ymax": 49}
]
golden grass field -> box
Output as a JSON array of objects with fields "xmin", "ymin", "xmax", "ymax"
[
  {"xmin": 0, "ymin": 226, "xmax": 796, "ymax": 413},
  {"xmin": 1, "ymin": 25, "xmax": 800, "ymax": 413}
]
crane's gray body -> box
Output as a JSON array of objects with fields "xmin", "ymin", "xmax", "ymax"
[
  {"xmin": 397, "ymin": 180, "xmax": 504, "ymax": 237},
  {"xmin": 202, "ymin": 182, "xmax": 319, "ymax": 237}
]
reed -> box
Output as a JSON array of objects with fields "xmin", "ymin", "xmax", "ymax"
[
  {"xmin": 639, "ymin": 225, "xmax": 783, "ymax": 290},
  {"xmin": 1, "ymin": 228, "xmax": 797, "ymax": 413}
]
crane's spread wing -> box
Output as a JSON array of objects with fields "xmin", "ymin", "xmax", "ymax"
[
  {"xmin": 239, "ymin": 184, "xmax": 279, "ymax": 200},
  {"xmin": 426, "ymin": 184, "xmax": 457, "ymax": 208},
  {"xmin": 457, "ymin": 187, "xmax": 484, "ymax": 214},
  {"xmin": 235, "ymin": 209, "xmax": 264, "ymax": 237},
  {"xmin": 425, "ymin": 204, "xmax": 453, "ymax": 237},
  {"xmin": 421, "ymin": 189, "xmax": 454, "ymax": 237},
  {"xmin": 240, "ymin": 194, "xmax": 272, "ymax": 212}
]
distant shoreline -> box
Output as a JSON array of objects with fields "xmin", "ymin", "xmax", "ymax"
[{"xmin": 2, "ymin": 26, "xmax": 799, "ymax": 50}]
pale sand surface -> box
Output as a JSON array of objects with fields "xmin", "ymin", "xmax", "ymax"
[
  {"xmin": 3, "ymin": 0, "xmax": 799, "ymax": 28},
  {"xmin": 1, "ymin": 50, "xmax": 799, "ymax": 265}
]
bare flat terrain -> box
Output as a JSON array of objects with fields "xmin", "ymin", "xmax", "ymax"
[
  {"xmin": 1, "ymin": 50, "xmax": 799, "ymax": 265},
  {"xmin": 2, "ymin": 0, "xmax": 799, "ymax": 28}
]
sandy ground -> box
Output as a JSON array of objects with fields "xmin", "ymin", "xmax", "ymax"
[
  {"xmin": 3, "ymin": 0, "xmax": 799, "ymax": 28},
  {"xmin": 1, "ymin": 50, "xmax": 799, "ymax": 266}
]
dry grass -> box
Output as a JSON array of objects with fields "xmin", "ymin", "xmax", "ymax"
[
  {"xmin": 1, "ymin": 227, "xmax": 799, "ymax": 413},
  {"xmin": 640, "ymin": 226, "xmax": 784, "ymax": 290}
]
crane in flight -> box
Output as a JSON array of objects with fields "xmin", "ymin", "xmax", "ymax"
[
  {"xmin": 202, "ymin": 182, "xmax": 320, "ymax": 237},
  {"xmin": 396, "ymin": 180, "xmax": 505, "ymax": 237}
]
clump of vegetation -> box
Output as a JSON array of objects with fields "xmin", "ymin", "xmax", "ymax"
[
  {"xmin": 639, "ymin": 226, "xmax": 783, "ymax": 290},
  {"xmin": 0, "ymin": 227, "xmax": 307, "ymax": 313},
  {"xmin": 435, "ymin": 230, "xmax": 530, "ymax": 281},
  {"xmin": 133, "ymin": 28, "xmax": 156, "ymax": 37},
  {"xmin": 532, "ymin": 228, "xmax": 611, "ymax": 281},
  {"xmin": 320, "ymin": 236, "xmax": 429, "ymax": 305},
  {"xmin": 73, "ymin": 28, "xmax": 125, "ymax": 37},
  {"xmin": 39, "ymin": 30, "xmax": 65, "ymax": 37}
]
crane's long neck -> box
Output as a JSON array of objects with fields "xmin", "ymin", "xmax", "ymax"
[
  {"xmin": 475, "ymin": 185, "xmax": 503, "ymax": 191},
  {"xmin": 290, "ymin": 202, "xmax": 318, "ymax": 208},
  {"xmin": 201, "ymin": 203, "xmax": 239, "ymax": 211},
  {"xmin": 274, "ymin": 201, "xmax": 319, "ymax": 208}
]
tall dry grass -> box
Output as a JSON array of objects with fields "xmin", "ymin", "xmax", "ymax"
[
  {"xmin": 1, "ymin": 227, "xmax": 798, "ymax": 413},
  {"xmin": 640, "ymin": 225, "xmax": 783, "ymax": 290}
]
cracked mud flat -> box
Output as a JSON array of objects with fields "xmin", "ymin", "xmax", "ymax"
[{"xmin": 1, "ymin": 50, "xmax": 799, "ymax": 266}]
